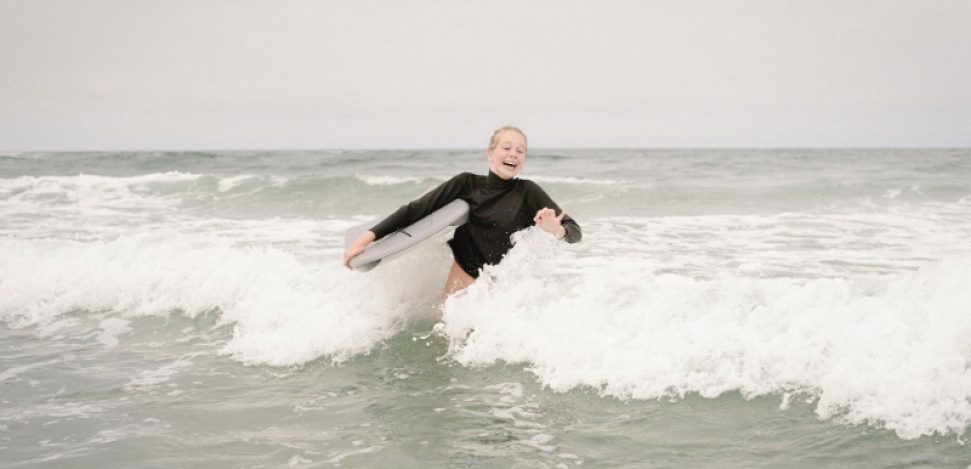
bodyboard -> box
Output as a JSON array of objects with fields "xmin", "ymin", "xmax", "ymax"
[{"xmin": 344, "ymin": 199, "xmax": 470, "ymax": 272}]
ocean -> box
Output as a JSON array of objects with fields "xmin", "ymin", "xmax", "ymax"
[{"xmin": 1, "ymin": 148, "xmax": 970, "ymax": 468}]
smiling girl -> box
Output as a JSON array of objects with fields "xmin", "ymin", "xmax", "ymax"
[{"xmin": 343, "ymin": 126, "xmax": 582, "ymax": 295}]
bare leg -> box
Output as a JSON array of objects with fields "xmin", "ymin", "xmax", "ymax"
[{"xmin": 442, "ymin": 260, "xmax": 475, "ymax": 301}]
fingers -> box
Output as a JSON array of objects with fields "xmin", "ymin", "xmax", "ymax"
[
  {"xmin": 533, "ymin": 207, "xmax": 566, "ymax": 239},
  {"xmin": 344, "ymin": 232, "xmax": 375, "ymax": 270},
  {"xmin": 534, "ymin": 207, "xmax": 557, "ymax": 221},
  {"xmin": 537, "ymin": 209, "xmax": 562, "ymax": 221},
  {"xmin": 343, "ymin": 246, "xmax": 362, "ymax": 270}
]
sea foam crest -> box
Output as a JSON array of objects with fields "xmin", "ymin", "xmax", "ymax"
[
  {"xmin": 215, "ymin": 174, "xmax": 289, "ymax": 193},
  {"xmin": 0, "ymin": 172, "xmax": 201, "ymax": 210},
  {"xmin": 355, "ymin": 174, "xmax": 430, "ymax": 186},
  {"xmin": 0, "ymin": 233, "xmax": 448, "ymax": 365},
  {"xmin": 526, "ymin": 175, "xmax": 627, "ymax": 185},
  {"xmin": 441, "ymin": 230, "xmax": 971, "ymax": 440}
]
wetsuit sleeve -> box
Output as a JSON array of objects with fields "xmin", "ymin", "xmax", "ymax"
[
  {"xmin": 524, "ymin": 181, "xmax": 582, "ymax": 243},
  {"xmin": 369, "ymin": 173, "xmax": 472, "ymax": 240}
]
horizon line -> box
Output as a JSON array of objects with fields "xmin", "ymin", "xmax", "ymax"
[{"xmin": 3, "ymin": 145, "xmax": 969, "ymax": 154}]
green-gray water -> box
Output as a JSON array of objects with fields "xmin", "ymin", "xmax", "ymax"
[{"xmin": 2, "ymin": 149, "xmax": 970, "ymax": 467}]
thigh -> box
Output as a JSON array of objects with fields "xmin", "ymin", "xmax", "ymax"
[{"xmin": 443, "ymin": 260, "xmax": 475, "ymax": 297}]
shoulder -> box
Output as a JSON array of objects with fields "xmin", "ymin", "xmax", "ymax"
[
  {"xmin": 517, "ymin": 178, "xmax": 546, "ymax": 194},
  {"xmin": 444, "ymin": 172, "xmax": 478, "ymax": 187},
  {"xmin": 516, "ymin": 178, "xmax": 559, "ymax": 206}
]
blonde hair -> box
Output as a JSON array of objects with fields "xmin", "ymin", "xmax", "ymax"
[{"xmin": 488, "ymin": 126, "xmax": 528, "ymax": 152}]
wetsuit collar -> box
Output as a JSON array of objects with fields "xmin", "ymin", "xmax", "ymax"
[{"xmin": 486, "ymin": 170, "xmax": 517, "ymax": 188}]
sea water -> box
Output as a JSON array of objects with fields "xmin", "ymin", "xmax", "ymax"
[{"xmin": 1, "ymin": 149, "xmax": 970, "ymax": 468}]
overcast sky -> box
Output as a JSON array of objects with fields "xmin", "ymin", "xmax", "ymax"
[{"xmin": 1, "ymin": 0, "xmax": 969, "ymax": 150}]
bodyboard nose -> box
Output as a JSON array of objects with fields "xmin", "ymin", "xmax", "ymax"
[{"xmin": 344, "ymin": 199, "xmax": 470, "ymax": 272}]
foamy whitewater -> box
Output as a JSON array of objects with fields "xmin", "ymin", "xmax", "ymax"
[{"xmin": 2, "ymin": 149, "xmax": 970, "ymax": 467}]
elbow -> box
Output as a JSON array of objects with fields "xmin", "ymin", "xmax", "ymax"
[{"xmin": 563, "ymin": 222, "xmax": 582, "ymax": 243}]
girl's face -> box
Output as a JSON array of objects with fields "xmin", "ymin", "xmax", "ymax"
[{"xmin": 487, "ymin": 130, "xmax": 527, "ymax": 180}]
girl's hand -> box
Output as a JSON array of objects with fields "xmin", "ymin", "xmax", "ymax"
[
  {"xmin": 344, "ymin": 231, "xmax": 377, "ymax": 269},
  {"xmin": 533, "ymin": 208, "xmax": 566, "ymax": 239}
]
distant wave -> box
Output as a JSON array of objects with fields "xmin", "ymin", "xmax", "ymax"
[
  {"xmin": 0, "ymin": 172, "xmax": 202, "ymax": 209},
  {"xmin": 215, "ymin": 174, "xmax": 289, "ymax": 193},
  {"xmin": 0, "ymin": 171, "xmax": 201, "ymax": 185},
  {"xmin": 353, "ymin": 174, "xmax": 625, "ymax": 187},
  {"xmin": 527, "ymin": 175, "xmax": 627, "ymax": 185},
  {"xmin": 354, "ymin": 174, "xmax": 432, "ymax": 186},
  {"xmin": 0, "ymin": 172, "xmax": 303, "ymax": 212}
]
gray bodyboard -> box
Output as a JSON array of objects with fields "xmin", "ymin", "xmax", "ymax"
[{"xmin": 345, "ymin": 199, "xmax": 470, "ymax": 272}]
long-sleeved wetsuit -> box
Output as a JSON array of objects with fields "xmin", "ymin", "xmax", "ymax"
[{"xmin": 369, "ymin": 171, "xmax": 582, "ymax": 278}]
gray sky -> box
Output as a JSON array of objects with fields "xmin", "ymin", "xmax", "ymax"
[{"xmin": 1, "ymin": 0, "xmax": 970, "ymax": 150}]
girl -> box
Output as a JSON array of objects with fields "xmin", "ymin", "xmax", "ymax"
[{"xmin": 344, "ymin": 126, "xmax": 581, "ymax": 295}]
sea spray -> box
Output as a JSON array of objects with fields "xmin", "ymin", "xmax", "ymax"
[
  {"xmin": 2, "ymin": 233, "xmax": 450, "ymax": 365},
  {"xmin": 442, "ymin": 234, "xmax": 971, "ymax": 440}
]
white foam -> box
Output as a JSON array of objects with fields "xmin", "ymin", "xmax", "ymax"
[
  {"xmin": 0, "ymin": 172, "xmax": 199, "ymax": 212},
  {"xmin": 4, "ymin": 180, "xmax": 969, "ymax": 440},
  {"xmin": 14, "ymin": 402, "xmax": 104, "ymax": 419},
  {"xmin": 124, "ymin": 356, "xmax": 195, "ymax": 392},
  {"xmin": 216, "ymin": 174, "xmax": 289, "ymax": 193},
  {"xmin": 356, "ymin": 173, "xmax": 623, "ymax": 187},
  {"xmin": 590, "ymin": 199, "xmax": 971, "ymax": 278},
  {"xmin": 0, "ymin": 232, "xmax": 450, "ymax": 366},
  {"xmin": 882, "ymin": 188, "xmax": 903, "ymax": 199},
  {"xmin": 441, "ymin": 229, "xmax": 971, "ymax": 440},
  {"xmin": 355, "ymin": 174, "xmax": 429, "ymax": 186},
  {"xmin": 216, "ymin": 175, "xmax": 257, "ymax": 192},
  {"xmin": 526, "ymin": 175, "xmax": 627, "ymax": 185},
  {"xmin": 0, "ymin": 359, "xmax": 62, "ymax": 383},
  {"xmin": 324, "ymin": 446, "xmax": 384, "ymax": 464},
  {"xmin": 96, "ymin": 318, "xmax": 131, "ymax": 348}
]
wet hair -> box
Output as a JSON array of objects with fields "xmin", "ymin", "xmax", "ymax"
[{"xmin": 488, "ymin": 126, "xmax": 528, "ymax": 152}]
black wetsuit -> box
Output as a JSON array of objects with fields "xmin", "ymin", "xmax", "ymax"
[{"xmin": 369, "ymin": 171, "xmax": 582, "ymax": 277}]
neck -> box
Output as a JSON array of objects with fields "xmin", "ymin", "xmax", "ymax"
[{"xmin": 486, "ymin": 170, "xmax": 516, "ymax": 187}]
